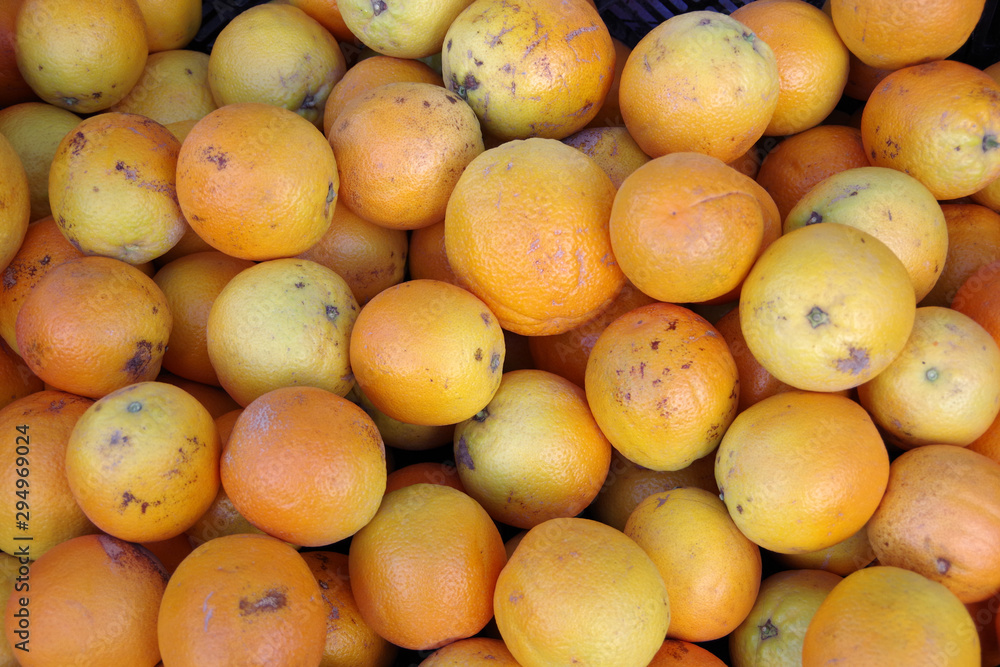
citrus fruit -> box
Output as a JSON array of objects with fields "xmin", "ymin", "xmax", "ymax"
[
  {"xmin": 296, "ymin": 199, "xmax": 407, "ymax": 305},
  {"xmin": 221, "ymin": 386, "xmax": 386, "ymax": 547},
  {"xmin": 109, "ymin": 49, "xmax": 217, "ymax": 125},
  {"xmin": 730, "ymin": 0, "xmax": 850, "ymax": 136},
  {"xmin": 176, "ymin": 102, "xmax": 339, "ymax": 261},
  {"xmin": 715, "ymin": 390, "xmax": 890, "ymax": 554},
  {"xmin": 328, "ymin": 80, "xmax": 484, "ymax": 230},
  {"xmin": 0, "ymin": 101, "xmax": 81, "ymax": 222},
  {"xmin": 65, "ymin": 381, "xmax": 221, "ymax": 542},
  {"xmin": 868, "ymin": 445, "xmax": 1000, "ymax": 604},
  {"xmin": 784, "ymin": 166, "xmax": 949, "ymax": 302},
  {"xmin": 206, "ymin": 258, "xmax": 359, "ymax": 406},
  {"xmin": 348, "ymin": 483, "xmax": 507, "ymax": 650},
  {"xmin": 648, "ymin": 640, "xmax": 728, "ymax": 666},
  {"xmin": 445, "ymin": 138, "xmax": 623, "ymax": 336},
  {"xmin": 858, "ymin": 307, "xmax": 1000, "ymax": 449},
  {"xmin": 0, "ymin": 339, "xmax": 42, "ymax": 409},
  {"xmin": 625, "ymin": 486, "xmax": 762, "ymax": 642},
  {"xmin": 619, "ymin": 10, "xmax": 779, "ymax": 162},
  {"xmin": 0, "ymin": 390, "xmax": 96, "ymax": 560},
  {"xmin": 714, "ymin": 305, "xmax": 796, "ymax": 412},
  {"xmin": 830, "ymin": 0, "xmax": 986, "ymax": 70},
  {"xmin": 739, "ymin": 222, "xmax": 916, "ymax": 392},
  {"xmin": 771, "ymin": 522, "xmax": 877, "ymax": 576},
  {"xmin": 338, "ymin": 0, "xmax": 474, "ymax": 59},
  {"xmin": 441, "ymin": 0, "xmax": 615, "ymax": 141},
  {"xmin": 419, "ymin": 637, "xmax": 520, "ymax": 666},
  {"xmin": 493, "ymin": 516, "xmax": 670, "ymax": 667},
  {"xmin": 562, "ymin": 126, "xmax": 652, "ymax": 189},
  {"xmin": 453, "ymin": 368, "xmax": 612, "ymax": 528},
  {"xmin": 754, "ymin": 124, "xmax": 870, "ymax": 221},
  {"xmin": 135, "ymin": 0, "xmax": 201, "ymax": 52},
  {"xmin": 49, "ymin": 112, "xmax": 188, "ymax": 265},
  {"xmin": 729, "ymin": 569, "xmax": 842, "ymax": 667},
  {"xmin": 300, "ymin": 551, "xmax": 398, "ymax": 667},
  {"xmin": 861, "ymin": 60, "xmax": 1000, "ymax": 200},
  {"xmin": 349, "ymin": 279, "xmax": 505, "ymax": 426},
  {"xmin": 347, "ymin": 382, "xmax": 456, "ymax": 451},
  {"xmin": 0, "ymin": 133, "xmax": 30, "ymax": 272},
  {"xmin": 384, "ymin": 461, "xmax": 465, "ymax": 494},
  {"xmin": 14, "ymin": 0, "xmax": 148, "ymax": 112},
  {"xmin": 208, "ymin": 3, "xmax": 347, "ymax": 127},
  {"xmin": 585, "ymin": 302, "xmax": 739, "ymax": 471},
  {"xmin": 157, "ymin": 533, "xmax": 327, "ymax": 667},
  {"xmin": 3, "ymin": 534, "xmax": 166, "ymax": 666},
  {"xmin": 921, "ymin": 203, "xmax": 1000, "ymax": 308},
  {"xmin": 0, "ymin": 0, "xmax": 35, "ymax": 108},
  {"xmin": 280, "ymin": 0, "xmax": 357, "ymax": 42},
  {"xmin": 609, "ymin": 151, "xmax": 767, "ymax": 304},
  {"xmin": 407, "ymin": 219, "xmax": 462, "ymax": 285},
  {"xmin": 15, "ymin": 255, "xmax": 172, "ymax": 398},
  {"xmin": 152, "ymin": 250, "xmax": 255, "ymax": 386},
  {"xmin": 952, "ymin": 259, "xmax": 1000, "ymax": 346},
  {"xmin": 801, "ymin": 565, "xmax": 980, "ymax": 666}
]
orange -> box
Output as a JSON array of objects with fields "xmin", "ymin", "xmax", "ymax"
[
  {"xmin": 586, "ymin": 37, "xmax": 631, "ymax": 129},
  {"xmin": 186, "ymin": 486, "xmax": 272, "ymax": 548},
  {"xmin": 419, "ymin": 637, "xmax": 520, "ymax": 665},
  {"xmin": 830, "ymin": 0, "xmax": 986, "ymax": 70},
  {"xmin": 176, "ymin": 102, "xmax": 339, "ymax": 260},
  {"xmin": 280, "ymin": 0, "xmax": 357, "ymax": 43},
  {"xmin": 861, "ymin": 60, "xmax": 1000, "ymax": 200},
  {"xmin": 771, "ymin": 522, "xmax": 877, "ymax": 576},
  {"xmin": 0, "ymin": 101, "xmax": 81, "ymax": 222},
  {"xmin": 585, "ymin": 302, "xmax": 739, "ymax": 471},
  {"xmin": 445, "ymin": 138, "xmax": 623, "ymax": 336},
  {"xmin": 407, "ymin": 219, "xmax": 462, "ymax": 285},
  {"xmin": 14, "ymin": 0, "xmax": 148, "ymax": 113},
  {"xmin": 348, "ymin": 483, "xmax": 507, "ymax": 650},
  {"xmin": 453, "ymin": 369, "xmax": 612, "ymax": 528},
  {"xmin": 222, "ymin": 386, "xmax": 386, "ymax": 547},
  {"xmin": 922, "ymin": 203, "xmax": 1000, "ymax": 308},
  {"xmin": 338, "ymin": 0, "xmax": 473, "ymax": 59},
  {"xmin": 300, "ymin": 551, "xmax": 397, "ymax": 667},
  {"xmin": 65, "ymin": 381, "xmax": 221, "ymax": 543},
  {"xmin": 589, "ymin": 447, "xmax": 719, "ymax": 532},
  {"xmin": 328, "ymin": 81, "xmax": 484, "ymax": 230},
  {"xmin": 714, "ymin": 305, "xmax": 795, "ymax": 413},
  {"xmin": 3, "ymin": 534, "xmax": 166, "ymax": 666},
  {"xmin": 349, "ymin": 279, "xmax": 505, "ymax": 426},
  {"xmin": 206, "ymin": 258, "xmax": 359, "ymax": 407},
  {"xmin": 740, "ymin": 223, "xmax": 915, "ymax": 392},
  {"xmin": 647, "ymin": 640, "xmax": 727, "ymax": 667},
  {"xmin": 207, "ymin": 3, "xmax": 347, "ymax": 128},
  {"xmin": 625, "ymin": 486, "xmax": 762, "ymax": 642},
  {"xmin": 801, "ymin": 565, "xmax": 980, "ymax": 666},
  {"xmin": 296, "ymin": 199, "xmax": 407, "ymax": 305},
  {"xmin": 140, "ymin": 533, "xmax": 193, "ymax": 575},
  {"xmin": 321, "ymin": 54, "xmax": 443, "ymax": 138},
  {"xmin": 972, "ymin": 58, "xmax": 1000, "ymax": 211},
  {"xmin": 729, "ymin": 569, "xmax": 842, "ymax": 667},
  {"xmin": 609, "ymin": 152, "xmax": 767, "ymax": 304},
  {"xmin": 493, "ymin": 517, "xmax": 670, "ymax": 667},
  {"xmin": 49, "ymin": 112, "xmax": 188, "ymax": 264},
  {"xmin": 528, "ymin": 279, "xmax": 657, "ymax": 389},
  {"xmin": 0, "ymin": 339, "xmax": 43, "ymax": 409},
  {"xmin": 868, "ymin": 445, "xmax": 1000, "ymax": 604},
  {"xmin": 152, "ymin": 251, "xmax": 255, "ymax": 386},
  {"xmin": 347, "ymin": 382, "xmax": 456, "ymax": 451},
  {"xmin": 843, "ymin": 51, "xmax": 896, "ymax": 101},
  {"xmin": 715, "ymin": 390, "xmax": 890, "ymax": 554},
  {"xmin": 156, "ymin": 371, "xmax": 240, "ymax": 418},
  {"xmin": 619, "ymin": 11, "xmax": 779, "ymax": 162},
  {"xmin": 561, "ymin": 126, "xmax": 652, "ymax": 189},
  {"xmin": 754, "ymin": 124, "xmax": 870, "ymax": 221},
  {"xmin": 858, "ymin": 307, "xmax": 1000, "ymax": 449},
  {"xmin": 0, "ymin": 216, "xmax": 85, "ymax": 354},
  {"xmin": 731, "ymin": 0, "xmax": 850, "ymax": 136},
  {"xmin": 785, "ymin": 166, "xmax": 949, "ymax": 302},
  {"xmin": 0, "ymin": 390, "xmax": 96, "ymax": 559},
  {"xmin": 109, "ymin": 49, "xmax": 217, "ymax": 125},
  {"xmin": 385, "ymin": 461, "xmax": 465, "ymax": 494},
  {"xmin": 0, "ymin": 0, "xmax": 35, "ymax": 108},
  {"xmin": 953, "ymin": 259, "xmax": 1000, "ymax": 345},
  {"xmin": 157, "ymin": 534, "xmax": 327, "ymax": 667},
  {"xmin": 135, "ymin": 0, "xmax": 201, "ymax": 52},
  {"xmin": 0, "ymin": 133, "xmax": 29, "ymax": 273},
  {"xmin": 214, "ymin": 407, "xmax": 241, "ymax": 445},
  {"xmin": 441, "ymin": 0, "xmax": 615, "ymax": 141},
  {"xmin": 15, "ymin": 256, "xmax": 172, "ymax": 399}
]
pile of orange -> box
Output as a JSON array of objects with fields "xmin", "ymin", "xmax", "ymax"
[{"xmin": 1, "ymin": 0, "xmax": 1000, "ymax": 664}]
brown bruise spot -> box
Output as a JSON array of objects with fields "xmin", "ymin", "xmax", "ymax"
[
  {"xmin": 98, "ymin": 535, "xmax": 170, "ymax": 583},
  {"xmin": 474, "ymin": 347, "xmax": 483, "ymax": 361},
  {"xmin": 123, "ymin": 340, "xmax": 154, "ymax": 378},
  {"xmin": 456, "ymin": 435, "xmax": 474, "ymax": 470},
  {"xmin": 115, "ymin": 161, "xmax": 139, "ymax": 181},
  {"xmin": 239, "ymin": 589, "xmax": 287, "ymax": 615},
  {"xmin": 490, "ymin": 352, "xmax": 501, "ymax": 372},
  {"xmin": 202, "ymin": 146, "xmax": 229, "ymax": 170},
  {"xmin": 69, "ymin": 131, "xmax": 87, "ymax": 155},
  {"xmin": 835, "ymin": 347, "xmax": 870, "ymax": 375}
]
